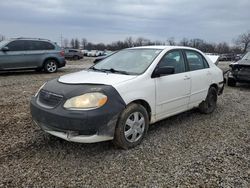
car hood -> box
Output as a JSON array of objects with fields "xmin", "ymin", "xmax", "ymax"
[
  {"xmin": 230, "ymin": 60, "xmax": 250, "ymax": 67},
  {"xmin": 58, "ymin": 70, "xmax": 137, "ymax": 86}
]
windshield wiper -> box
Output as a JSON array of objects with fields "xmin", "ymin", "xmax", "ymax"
[
  {"xmin": 99, "ymin": 68, "xmax": 130, "ymax": 75},
  {"xmin": 89, "ymin": 67, "xmax": 130, "ymax": 75},
  {"xmin": 89, "ymin": 67, "xmax": 106, "ymax": 72}
]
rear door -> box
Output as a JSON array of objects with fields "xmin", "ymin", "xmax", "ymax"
[
  {"xmin": 0, "ymin": 40, "xmax": 27, "ymax": 69},
  {"xmin": 155, "ymin": 50, "xmax": 191, "ymax": 120},
  {"xmin": 184, "ymin": 50, "xmax": 211, "ymax": 108},
  {"xmin": 24, "ymin": 40, "xmax": 55, "ymax": 67}
]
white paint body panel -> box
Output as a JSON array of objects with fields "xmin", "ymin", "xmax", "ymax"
[{"xmin": 59, "ymin": 46, "xmax": 223, "ymax": 124}]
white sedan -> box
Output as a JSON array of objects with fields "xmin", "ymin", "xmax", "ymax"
[{"xmin": 31, "ymin": 46, "xmax": 224, "ymax": 149}]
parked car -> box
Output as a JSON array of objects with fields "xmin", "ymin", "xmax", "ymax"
[
  {"xmin": 219, "ymin": 54, "xmax": 235, "ymax": 61},
  {"xmin": 87, "ymin": 50, "xmax": 104, "ymax": 57},
  {"xmin": 64, "ymin": 49, "xmax": 83, "ymax": 60},
  {"xmin": 227, "ymin": 52, "xmax": 250, "ymax": 86},
  {"xmin": 0, "ymin": 38, "xmax": 66, "ymax": 73},
  {"xmin": 31, "ymin": 46, "xmax": 224, "ymax": 149}
]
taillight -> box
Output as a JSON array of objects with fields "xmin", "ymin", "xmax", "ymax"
[{"xmin": 60, "ymin": 50, "xmax": 65, "ymax": 57}]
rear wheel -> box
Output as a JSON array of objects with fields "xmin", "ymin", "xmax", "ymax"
[
  {"xmin": 199, "ymin": 87, "xmax": 217, "ymax": 114},
  {"xmin": 113, "ymin": 103, "xmax": 149, "ymax": 149},
  {"xmin": 44, "ymin": 59, "xmax": 58, "ymax": 73}
]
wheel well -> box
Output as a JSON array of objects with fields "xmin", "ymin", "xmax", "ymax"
[
  {"xmin": 210, "ymin": 83, "xmax": 218, "ymax": 94},
  {"xmin": 130, "ymin": 100, "xmax": 152, "ymax": 121},
  {"xmin": 43, "ymin": 58, "xmax": 59, "ymax": 67}
]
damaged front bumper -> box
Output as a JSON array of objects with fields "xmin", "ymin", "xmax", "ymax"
[{"xmin": 30, "ymin": 79, "xmax": 126, "ymax": 143}]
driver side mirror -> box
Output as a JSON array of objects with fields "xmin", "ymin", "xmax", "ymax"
[
  {"xmin": 1, "ymin": 46, "xmax": 9, "ymax": 52},
  {"xmin": 152, "ymin": 66, "xmax": 175, "ymax": 78}
]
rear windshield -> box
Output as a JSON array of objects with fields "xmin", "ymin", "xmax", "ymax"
[{"xmin": 0, "ymin": 40, "xmax": 10, "ymax": 48}]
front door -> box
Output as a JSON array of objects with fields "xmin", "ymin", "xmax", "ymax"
[
  {"xmin": 0, "ymin": 40, "xmax": 27, "ymax": 69},
  {"xmin": 155, "ymin": 50, "xmax": 191, "ymax": 120}
]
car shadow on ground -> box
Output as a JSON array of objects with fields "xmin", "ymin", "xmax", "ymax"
[
  {"xmin": 0, "ymin": 69, "xmax": 67, "ymax": 76},
  {"xmin": 0, "ymin": 109, "xmax": 200, "ymax": 165}
]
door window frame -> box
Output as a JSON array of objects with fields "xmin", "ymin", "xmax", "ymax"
[
  {"xmin": 183, "ymin": 49, "xmax": 210, "ymax": 71},
  {"xmin": 152, "ymin": 49, "xmax": 188, "ymax": 77}
]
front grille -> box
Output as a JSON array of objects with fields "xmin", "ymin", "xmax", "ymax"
[{"xmin": 38, "ymin": 89, "xmax": 63, "ymax": 108}]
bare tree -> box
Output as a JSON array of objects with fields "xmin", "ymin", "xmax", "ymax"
[
  {"xmin": 0, "ymin": 34, "xmax": 5, "ymax": 41},
  {"xmin": 81, "ymin": 38, "xmax": 87, "ymax": 49},
  {"xmin": 235, "ymin": 31, "xmax": 250, "ymax": 53},
  {"xmin": 167, "ymin": 37, "xmax": 176, "ymax": 46},
  {"xmin": 70, "ymin": 39, "xmax": 75, "ymax": 48},
  {"xmin": 179, "ymin": 38, "xmax": 189, "ymax": 46},
  {"xmin": 125, "ymin": 37, "xmax": 134, "ymax": 47},
  {"xmin": 63, "ymin": 38, "xmax": 69, "ymax": 48},
  {"xmin": 74, "ymin": 38, "xmax": 80, "ymax": 49}
]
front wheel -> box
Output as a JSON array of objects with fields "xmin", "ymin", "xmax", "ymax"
[
  {"xmin": 44, "ymin": 59, "xmax": 58, "ymax": 73},
  {"xmin": 113, "ymin": 103, "xmax": 149, "ymax": 149},
  {"xmin": 199, "ymin": 87, "xmax": 218, "ymax": 114}
]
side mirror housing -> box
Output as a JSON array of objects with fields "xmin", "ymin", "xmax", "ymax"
[
  {"xmin": 152, "ymin": 66, "xmax": 175, "ymax": 78},
  {"xmin": 1, "ymin": 46, "xmax": 9, "ymax": 52}
]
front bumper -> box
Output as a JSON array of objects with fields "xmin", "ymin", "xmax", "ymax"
[
  {"xmin": 30, "ymin": 80, "xmax": 126, "ymax": 143},
  {"xmin": 33, "ymin": 120, "xmax": 113, "ymax": 143}
]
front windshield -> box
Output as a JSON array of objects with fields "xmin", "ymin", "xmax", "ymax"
[
  {"xmin": 92, "ymin": 49, "xmax": 162, "ymax": 75},
  {"xmin": 0, "ymin": 40, "xmax": 9, "ymax": 48}
]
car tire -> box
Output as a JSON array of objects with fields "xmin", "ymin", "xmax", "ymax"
[
  {"xmin": 228, "ymin": 78, "xmax": 236, "ymax": 87},
  {"xmin": 199, "ymin": 87, "xmax": 217, "ymax": 114},
  {"xmin": 73, "ymin": 56, "xmax": 79, "ymax": 60},
  {"xmin": 44, "ymin": 59, "xmax": 58, "ymax": 73},
  {"xmin": 113, "ymin": 103, "xmax": 149, "ymax": 149}
]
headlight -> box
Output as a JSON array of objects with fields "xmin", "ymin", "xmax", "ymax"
[
  {"xmin": 35, "ymin": 82, "xmax": 46, "ymax": 97},
  {"xmin": 64, "ymin": 92, "xmax": 108, "ymax": 110}
]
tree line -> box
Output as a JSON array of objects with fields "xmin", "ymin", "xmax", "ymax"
[
  {"xmin": 1, "ymin": 31, "xmax": 250, "ymax": 54},
  {"xmin": 63, "ymin": 31, "xmax": 250, "ymax": 54}
]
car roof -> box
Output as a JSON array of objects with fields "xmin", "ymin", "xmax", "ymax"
[
  {"xmin": 129, "ymin": 45, "xmax": 199, "ymax": 51},
  {"xmin": 10, "ymin": 38, "xmax": 52, "ymax": 42}
]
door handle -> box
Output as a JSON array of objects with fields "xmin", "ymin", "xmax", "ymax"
[{"xmin": 184, "ymin": 75, "xmax": 191, "ymax": 80}]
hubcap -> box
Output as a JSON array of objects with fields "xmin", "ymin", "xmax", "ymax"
[
  {"xmin": 124, "ymin": 112, "xmax": 145, "ymax": 143},
  {"xmin": 47, "ymin": 62, "xmax": 57, "ymax": 72}
]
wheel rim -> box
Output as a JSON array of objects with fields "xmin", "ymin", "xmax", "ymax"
[
  {"xmin": 124, "ymin": 112, "xmax": 145, "ymax": 143},
  {"xmin": 47, "ymin": 61, "xmax": 57, "ymax": 72}
]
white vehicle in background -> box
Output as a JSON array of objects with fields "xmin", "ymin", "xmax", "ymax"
[
  {"xmin": 31, "ymin": 46, "xmax": 224, "ymax": 149},
  {"xmin": 87, "ymin": 50, "xmax": 104, "ymax": 57}
]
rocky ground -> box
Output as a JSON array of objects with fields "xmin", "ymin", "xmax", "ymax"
[{"xmin": 0, "ymin": 60, "xmax": 249, "ymax": 187}]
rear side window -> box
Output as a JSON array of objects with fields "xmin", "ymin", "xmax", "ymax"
[
  {"xmin": 6, "ymin": 40, "xmax": 27, "ymax": 51},
  {"xmin": 27, "ymin": 41, "xmax": 55, "ymax": 51},
  {"xmin": 185, "ymin": 50, "xmax": 208, "ymax": 71},
  {"xmin": 158, "ymin": 50, "xmax": 186, "ymax": 74},
  {"xmin": 69, "ymin": 50, "xmax": 77, "ymax": 53}
]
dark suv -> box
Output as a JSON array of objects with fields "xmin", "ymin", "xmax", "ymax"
[{"xmin": 0, "ymin": 38, "xmax": 66, "ymax": 73}]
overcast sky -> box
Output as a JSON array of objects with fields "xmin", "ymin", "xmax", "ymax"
[{"xmin": 0, "ymin": 0, "xmax": 249, "ymax": 45}]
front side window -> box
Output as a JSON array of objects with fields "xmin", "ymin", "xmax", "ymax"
[
  {"xmin": 158, "ymin": 50, "xmax": 186, "ymax": 74},
  {"xmin": 6, "ymin": 40, "xmax": 27, "ymax": 51},
  {"xmin": 92, "ymin": 49, "xmax": 162, "ymax": 75},
  {"xmin": 185, "ymin": 50, "xmax": 206, "ymax": 71}
]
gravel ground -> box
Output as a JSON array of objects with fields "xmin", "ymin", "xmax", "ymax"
[{"xmin": 0, "ymin": 60, "xmax": 249, "ymax": 187}]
